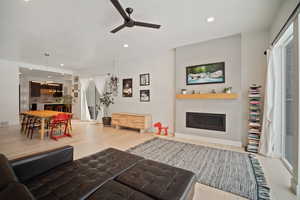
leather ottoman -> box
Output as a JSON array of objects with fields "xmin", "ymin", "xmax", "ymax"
[
  {"xmin": 23, "ymin": 148, "xmax": 144, "ymax": 200},
  {"xmin": 116, "ymin": 159, "xmax": 196, "ymax": 200}
]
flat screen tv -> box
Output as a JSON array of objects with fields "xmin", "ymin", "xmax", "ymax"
[{"xmin": 186, "ymin": 62, "xmax": 225, "ymax": 85}]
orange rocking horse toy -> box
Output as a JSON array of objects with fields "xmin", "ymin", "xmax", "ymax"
[{"xmin": 154, "ymin": 122, "xmax": 168, "ymax": 136}]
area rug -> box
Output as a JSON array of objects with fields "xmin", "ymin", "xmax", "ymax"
[{"xmin": 127, "ymin": 138, "xmax": 270, "ymax": 200}]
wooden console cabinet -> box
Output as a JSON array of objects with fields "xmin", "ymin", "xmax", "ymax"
[{"xmin": 112, "ymin": 113, "xmax": 152, "ymax": 133}]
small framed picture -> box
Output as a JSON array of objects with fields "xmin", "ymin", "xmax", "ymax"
[
  {"xmin": 140, "ymin": 73, "xmax": 150, "ymax": 86},
  {"xmin": 74, "ymin": 76, "xmax": 79, "ymax": 83},
  {"xmin": 123, "ymin": 78, "xmax": 133, "ymax": 97},
  {"xmin": 74, "ymin": 92, "xmax": 78, "ymax": 98},
  {"xmin": 140, "ymin": 90, "xmax": 150, "ymax": 102}
]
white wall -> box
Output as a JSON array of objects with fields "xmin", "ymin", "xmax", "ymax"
[
  {"xmin": 110, "ymin": 51, "xmax": 175, "ymax": 133},
  {"xmin": 175, "ymin": 34, "xmax": 242, "ymax": 143},
  {"xmin": 0, "ymin": 60, "xmax": 20, "ymax": 125},
  {"xmin": 241, "ymin": 30, "xmax": 269, "ymax": 145},
  {"xmin": 270, "ymin": 0, "xmax": 299, "ymax": 43}
]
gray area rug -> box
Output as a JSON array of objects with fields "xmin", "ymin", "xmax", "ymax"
[{"xmin": 128, "ymin": 138, "xmax": 270, "ymax": 200}]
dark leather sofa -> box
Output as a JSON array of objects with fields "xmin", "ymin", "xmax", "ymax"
[{"xmin": 0, "ymin": 146, "xmax": 195, "ymax": 200}]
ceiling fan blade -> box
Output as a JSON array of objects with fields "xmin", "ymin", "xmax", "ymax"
[
  {"xmin": 110, "ymin": 0, "xmax": 129, "ymax": 20},
  {"xmin": 111, "ymin": 24, "xmax": 126, "ymax": 33},
  {"xmin": 134, "ymin": 21, "xmax": 161, "ymax": 29}
]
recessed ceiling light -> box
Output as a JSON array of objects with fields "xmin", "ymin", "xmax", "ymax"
[
  {"xmin": 60, "ymin": 63, "xmax": 64, "ymax": 67},
  {"xmin": 29, "ymin": 68, "xmax": 33, "ymax": 70},
  {"xmin": 24, "ymin": 0, "xmax": 31, "ymax": 2},
  {"xmin": 48, "ymin": 76, "xmax": 52, "ymax": 78},
  {"xmin": 123, "ymin": 44, "xmax": 129, "ymax": 48},
  {"xmin": 206, "ymin": 17, "xmax": 215, "ymax": 23}
]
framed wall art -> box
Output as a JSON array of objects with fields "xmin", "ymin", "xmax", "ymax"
[
  {"xmin": 140, "ymin": 73, "xmax": 150, "ymax": 86},
  {"xmin": 122, "ymin": 78, "xmax": 133, "ymax": 97},
  {"xmin": 140, "ymin": 90, "xmax": 150, "ymax": 102},
  {"xmin": 186, "ymin": 62, "xmax": 225, "ymax": 85}
]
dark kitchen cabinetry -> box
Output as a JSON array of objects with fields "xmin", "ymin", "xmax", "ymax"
[
  {"xmin": 30, "ymin": 82, "xmax": 41, "ymax": 97},
  {"xmin": 30, "ymin": 82, "xmax": 63, "ymax": 97}
]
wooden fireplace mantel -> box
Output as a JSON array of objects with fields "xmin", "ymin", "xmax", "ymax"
[{"xmin": 176, "ymin": 93, "xmax": 238, "ymax": 100}]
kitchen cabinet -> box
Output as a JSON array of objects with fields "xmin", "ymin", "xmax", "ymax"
[{"xmin": 30, "ymin": 81, "xmax": 41, "ymax": 97}]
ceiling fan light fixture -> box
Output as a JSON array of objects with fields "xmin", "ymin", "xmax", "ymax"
[{"xmin": 110, "ymin": 0, "xmax": 161, "ymax": 33}]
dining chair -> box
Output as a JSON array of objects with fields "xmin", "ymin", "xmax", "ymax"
[
  {"xmin": 26, "ymin": 117, "xmax": 42, "ymax": 139},
  {"xmin": 49, "ymin": 114, "xmax": 72, "ymax": 141}
]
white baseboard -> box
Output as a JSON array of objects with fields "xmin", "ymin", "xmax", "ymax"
[{"xmin": 175, "ymin": 132, "xmax": 242, "ymax": 147}]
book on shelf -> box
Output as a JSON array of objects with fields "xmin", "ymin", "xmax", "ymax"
[
  {"xmin": 248, "ymin": 135, "xmax": 260, "ymax": 140},
  {"xmin": 248, "ymin": 94, "xmax": 261, "ymax": 98},
  {"xmin": 249, "ymin": 122, "xmax": 261, "ymax": 127},
  {"xmin": 249, "ymin": 130, "xmax": 261, "ymax": 134},
  {"xmin": 249, "ymin": 101, "xmax": 261, "ymax": 104}
]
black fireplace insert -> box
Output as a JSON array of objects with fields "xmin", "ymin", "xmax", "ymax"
[{"xmin": 186, "ymin": 112, "xmax": 226, "ymax": 131}]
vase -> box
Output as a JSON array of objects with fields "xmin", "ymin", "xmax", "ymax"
[{"xmin": 102, "ymin": 117, "xmax": 112, "ymax": 126}]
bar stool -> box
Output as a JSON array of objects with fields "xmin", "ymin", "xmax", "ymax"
[{"xmin": 56, "ymin": 105, "xmax": 64, "ymax": 112}]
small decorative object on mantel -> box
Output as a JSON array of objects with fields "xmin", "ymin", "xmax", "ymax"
[
  {"xmin": 246, "ymin": 84, "xmax": 262, "ymax": 153},
  {"xmin": 181, "ymin": 89, "xmax": 187, "ymax": 94},
  {"xmin": 140, "ymin": 90, "xmax": 150, "ymax": 102},
  {"xmin": 140, "ymin": 73, "xmax": 150, "ymax": 86},
  {"xmin": 223, "ymin": 87, "xmax": 232, "ymax": 93},
  {"xmin": 211, "ymin": 89, "xmax": 217, "ymax": 94},
  {"xmin": 97, "ymin": 92, "xmax": 114, "ymax": 126}
]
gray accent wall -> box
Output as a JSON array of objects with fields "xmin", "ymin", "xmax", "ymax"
[{"xmin": 175, "ymin": 34, "xmax": 243, "ymax": 142}]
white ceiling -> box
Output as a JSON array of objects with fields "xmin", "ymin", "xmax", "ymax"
[
  {"xmin": 20, "ymin": 67, "xmax": 73, "ymax": 81},
  {"xmin": 0, "ymin": 0, "xmax": 282, "ymax": 71}
]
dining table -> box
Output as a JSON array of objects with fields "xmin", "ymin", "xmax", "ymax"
[{"xmin": 21, "ymin": 110, "xmax": 72, "ymax": 140}]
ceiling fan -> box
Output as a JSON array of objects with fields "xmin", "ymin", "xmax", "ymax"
[{"xmin": 110, "ymin": 0, "xmax": 161, "ymax": 33}]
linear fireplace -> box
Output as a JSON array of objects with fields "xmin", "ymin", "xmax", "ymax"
[{"xmin": 186, "ymin": 112, "xmax": 226, "ymax": 131}]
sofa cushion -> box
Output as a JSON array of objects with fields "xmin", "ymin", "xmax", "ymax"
[
  {"xmin": 25, "ymin": 148, "xmax": 144, "ymax": 200},
  {"xmin": 116, "ymin": 159, "xmax": 196, "ymax": 200},
  {"xmin": 87, "ymin": 180, "xmax": 155, "ymax": 200},
  {"xmin": 0, "ymin": 182, "xmax": 35, "ymax": 200},
  {"xmin": 0, "ymin": 154, "xmax": 18, "ymax": 190}
]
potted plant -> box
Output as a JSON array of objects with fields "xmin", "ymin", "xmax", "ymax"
[{"xmin": 97, "ymin": 92, "xmax": 114, "ymax": 126}]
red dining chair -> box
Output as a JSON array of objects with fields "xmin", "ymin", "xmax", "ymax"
[{"xmin": 49, "ymin": 114, "xmax": 72, "ymax": 141}]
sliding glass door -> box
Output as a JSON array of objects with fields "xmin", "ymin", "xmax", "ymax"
[{"xmin": 281, "ymin": 27, "xmax": 295, "ymax": 171}]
